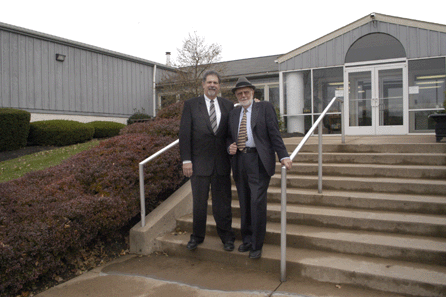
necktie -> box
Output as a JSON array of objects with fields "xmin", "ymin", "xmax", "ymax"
[
  {"xmin": 237, "ymin": 109, "xmax": 247, "ymax": 151},
  {"xmin": 210, "ymin": 100, "xmax": 217, "ymax": 134}
]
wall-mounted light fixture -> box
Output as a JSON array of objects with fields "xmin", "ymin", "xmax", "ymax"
[{"xmin": 55, "ymin": 54, "xmax": 66, "ymax": 62}]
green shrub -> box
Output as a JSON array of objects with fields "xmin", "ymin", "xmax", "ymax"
[
  {"xmin": 28, "ymin": 120, "xmax": 94, "ymax": 146},
  {"xmin": 0, "ymin": 108, "xmax": 30, "ymax": 152},
  {"xmin": 127, "ymin": 109, "xmax": 152, "ymax": 125},
  {"xmin": 86, "ymin": 121, "xmax": 126, "ymax": 138},
  {"xmin": 0, "ymin": 133, "xmax": 184, "ymax": 296}
]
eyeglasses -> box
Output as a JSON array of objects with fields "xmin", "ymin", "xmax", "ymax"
[{"xmin": 235, "ymin": 90, "xmax": 252, "ymax": 97}]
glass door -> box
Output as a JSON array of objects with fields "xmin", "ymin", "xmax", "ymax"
[{"xmin": 345, "ymin": 63, "xmax": 407, "ymax": 135}]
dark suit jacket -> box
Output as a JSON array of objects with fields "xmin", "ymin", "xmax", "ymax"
[
  {"xmin": 179, "ymin": 95, "xmax": 234, "ymax": 176},
  {"xmin": 228, "ymin": 101, "xmax": 289, "ymax": 178}
]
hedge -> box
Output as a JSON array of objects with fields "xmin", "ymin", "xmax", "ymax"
[
  {"xmin": 0, "ymin": 133, "xmax": 183, "ymax": 296},
  {"xmin": 28, "ymin": 120, "xmax": 94, "ymax": 146},
  {"xmin": 86, "ymin": 121, "xmax": 126, "ymax": 138},
  {"xmin": 0, "ymin": 108, "xmax": 30, "ymax": 152}
]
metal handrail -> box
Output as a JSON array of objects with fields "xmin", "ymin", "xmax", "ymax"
[
  {"xmin": 139, "ymin": 139, "xmax": 179, "ymax": 227},
  {"xmin": 280, "ymin": 96, "xmax": 344, "ymax": 282}
]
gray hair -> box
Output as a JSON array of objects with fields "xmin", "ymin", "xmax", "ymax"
[{"xmin": 202, "ymin": 70, "xmax": 222, "ymax": 84}]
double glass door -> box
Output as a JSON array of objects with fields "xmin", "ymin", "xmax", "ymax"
[{"xmin": 345, "ymin": 63, "xmax": 407, "ymax": 135}]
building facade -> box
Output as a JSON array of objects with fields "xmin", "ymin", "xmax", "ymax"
[
  {"xmin": 278, "ymin": 13, "xmax": 446, "ymax": 135},
  {"xmin": 0, "ymin": 22, "xmax": 175, "ymax": 124}
]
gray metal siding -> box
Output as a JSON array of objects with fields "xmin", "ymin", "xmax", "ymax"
[
  {"xmin": 0, "ymin": 28, "xmax": 157, "ymax": 117},
  {"xmin": 280, "ymin": 21, "xmax": 446, "ymax": 71}
]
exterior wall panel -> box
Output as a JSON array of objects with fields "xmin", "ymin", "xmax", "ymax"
[
  {"xmin": 280, "ymin": 21, "xmax": 446, "ymax": 72},
  {"xmin": 0, "ymin": 23, "xmax": 174, "ymax": 120}
]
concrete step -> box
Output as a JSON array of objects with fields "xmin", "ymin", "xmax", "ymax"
[
  {"xmin": 219, "ymin": 200, "xmax": 446, "ymax": 237},
  {"xmin": 275, "ymin": 162, "xmax": 446, "ymax": 179},
  {"xmin": 269, "ymin": 174, "xmax": 446, "ymax": 196},
  {"xmin": 157, "ymin": 232, "xmax": 446, "ymax": 297},
  {"xmin": 261, "ymin": 187, "xmax": 446, "ymax": 215},
  {"xmin": 177, "ymin": 214, "xmax": 446, "ymax": 266},
  {"xmin": 292, "ymin": 152, "xmax": 446, "ymax": 166},
  {"xmin": 284, "ymin": 142, "xmax": 446, "ymax": 154}
]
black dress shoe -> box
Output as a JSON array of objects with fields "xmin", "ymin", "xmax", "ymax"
[
  {"xmin": 249, "ymin": 249, "xmax": 262, "ymax": 259},
  {"xmin": 186, "ymin": 239, "xmax": 201, "ymax": 250},
  {"xmin": 223, "ymin": 241, "xmax": 234, "ymax": 251},
  {"xmin": 238, "ymin": 242, "xmax": 252, "ymax": 252}
]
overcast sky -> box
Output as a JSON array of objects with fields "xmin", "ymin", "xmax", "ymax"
[{"xmin": 1, "ymin": 1, "xmax": 445, "ymax": 65}]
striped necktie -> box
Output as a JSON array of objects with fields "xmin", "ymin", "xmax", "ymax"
[
  {"xmin": 210, "ymin": 100, "xmax": 217, "ymax": 134},
  {"xmin": 237, "ymin": 109, "xmax": 247, "ymax": 151}
]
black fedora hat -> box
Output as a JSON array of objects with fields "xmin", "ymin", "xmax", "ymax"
[{"xmin": 232, "ymin": 77, "xmax": 256, "ymax": 93}]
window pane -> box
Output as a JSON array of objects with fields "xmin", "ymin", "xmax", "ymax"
[
  {"xmin": 409, "ymin": 110, "xmax": 437, "ymax": 132},
  {"xmin": 269, "ymin": 85, "xmax": 280, "ymax": 108},
  {"xmin": 313, "ymin": 67, "xmax": 343, "ymax": 113},
  {"xmin": 379, "ymin": 68, "xmax": 403, "ymax": 126},
  {"xmin": 348, "ymin": 71, "xmax": 372, "ymax": 127},
  {"xmin": 313, "ymin": 114, "xmax": 343, "ymax": 135},
  {"xmin": 408, "ymin": 58, "xmax": 446, "ymax": 110},
  {"xmin": 254, "ymin": 86, "xmax": 265, "ymax": 101}
]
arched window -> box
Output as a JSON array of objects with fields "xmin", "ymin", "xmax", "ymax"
[{"xmin": 345, "ymin": 33, "xmax": 406, "ymax": 63}]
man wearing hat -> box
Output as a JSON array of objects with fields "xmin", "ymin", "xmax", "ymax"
[{"xmin": 228, "ymin": 77, "xmax": 292, "ymax": 259}]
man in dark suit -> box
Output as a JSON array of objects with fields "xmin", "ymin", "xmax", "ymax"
[
  {"xmin": 228, "ymin": 77, "xmax": 292, "ymax": 259},
  {"xmin": 179, "ymin": 70, "xmax": 235, "ymax": 252}
]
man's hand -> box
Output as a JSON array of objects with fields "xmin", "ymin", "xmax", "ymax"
[
  {"xmin": 229, "ymin": 142, "xmax": 238, "ymax": 155},
  {"xmin": 281, "ymin": 158, "xmax": 292, "ymax": 170},
  {"xmin": 183, "ymin": 163, "xmax": 193, "ymax": 177}
]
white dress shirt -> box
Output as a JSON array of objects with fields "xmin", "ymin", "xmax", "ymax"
[{"xmin": 204, "ymin": 95, "xmax": 221, "ymax": 130}]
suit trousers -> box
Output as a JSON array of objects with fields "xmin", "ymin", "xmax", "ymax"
[
  {"xmin": 234, "ymin": 151, "xmax": 271, "ymax": 251},
  {"xmin": 190, "ymin": 171, "xmax": 234, "ymax": 244}
]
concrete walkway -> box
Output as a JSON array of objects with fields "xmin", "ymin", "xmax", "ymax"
[{"xmin": 36, "ymin": 252, "xmax": 408, "ymax": 297}]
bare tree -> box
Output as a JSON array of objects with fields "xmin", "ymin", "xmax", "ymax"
[{"xmin": 158, "ymin": 32, "xmax": 226, "ymax": 106}]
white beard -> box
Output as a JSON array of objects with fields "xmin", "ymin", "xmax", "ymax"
[{"xmin": 239, "ymin": 98, "xmax": 253, "ymax": 107}]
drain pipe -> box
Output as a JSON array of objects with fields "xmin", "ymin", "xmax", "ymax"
[{"xmin": 152, "ymin": 65, "xmax": 157, "ymax": 116}]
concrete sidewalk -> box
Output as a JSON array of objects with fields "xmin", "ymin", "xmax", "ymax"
[{"xmin": 36, "ymin": 251, "xmax": 407, "ymax": 297}]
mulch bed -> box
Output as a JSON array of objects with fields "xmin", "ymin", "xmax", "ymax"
[{"xmin": 0, "ymin": 145, "xmax": 56, "ymax": 162}]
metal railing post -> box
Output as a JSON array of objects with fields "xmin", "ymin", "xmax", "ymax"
[
  {"xmin": 139, "ymin": 139, "xmax": 179, "ymax": 227},
  {"xmin": 318, "ymin": 121, "xmax": 323, "ymax": 193},
  {"xmin": 339, "ymin": 98, "xmax": 345, "ymax": 144},
  {"xmin": 280, "ymin": 165, "xmax": 287, "ymax": 282},
  {"xmin": 280, "ymin": 96, "xmax": 343, "ymax": 281},
  {"xmin": 139, "ymin": 164, "xmax": 146, "ymax": 227}
]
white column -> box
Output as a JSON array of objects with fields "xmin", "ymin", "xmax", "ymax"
[{"xmin": 286, "ymin": 72, "xmax": 305, "ymax": 133}]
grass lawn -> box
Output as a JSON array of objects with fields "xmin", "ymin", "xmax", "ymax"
[{"xmin": 0, "ymin": 140, "xmax": 100, "ymax": 183}]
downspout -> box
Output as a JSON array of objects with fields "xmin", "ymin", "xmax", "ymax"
[{"xmin": 153, "ymin": 65, "xmax": 157, "ymax": 117}]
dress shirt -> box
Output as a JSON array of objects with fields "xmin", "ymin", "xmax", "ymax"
[{"xmin": 204, "ymin": 95, "xmax": 221, "ymax": 129}]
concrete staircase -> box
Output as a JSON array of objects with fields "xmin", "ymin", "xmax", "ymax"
[{"xmin": 154, "ymin": 136, "xmax": 446, "ymax": 296}]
